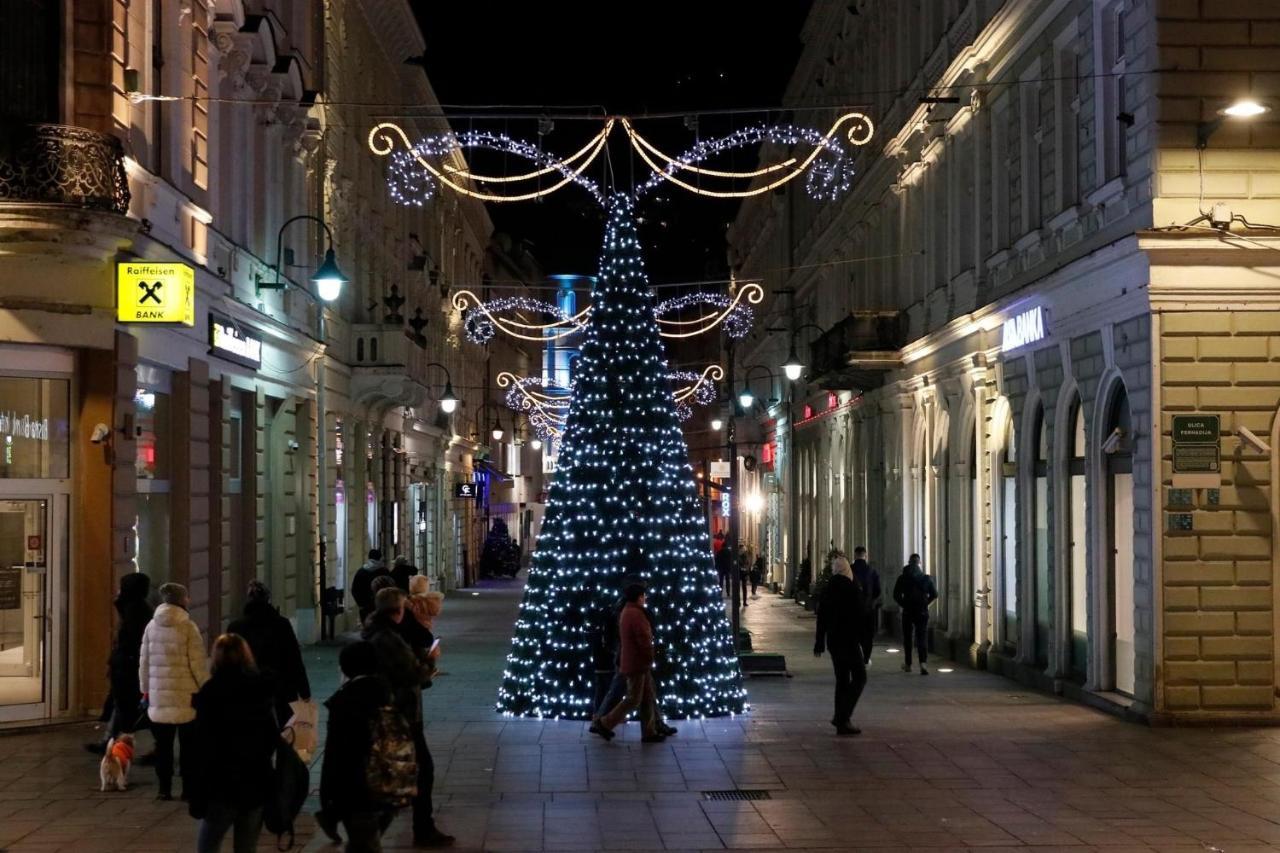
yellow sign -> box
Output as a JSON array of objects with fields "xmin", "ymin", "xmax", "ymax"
[{"xmin": 116, "ymin": 262, "xmax": 195, "ymax": 326}]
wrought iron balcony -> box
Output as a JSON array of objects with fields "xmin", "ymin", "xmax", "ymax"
[
  {"xmin": 0, "ymin": 124, "xmax": 130, "ymax": 214},
  {"xmin": 809, "ymin": 310, "xmax": 907, "ymax": 390}
]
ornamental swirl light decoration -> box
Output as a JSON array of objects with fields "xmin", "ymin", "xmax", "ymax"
[
  {"xmin": 498, "ymin": 365, "xmax": 724, "ymax": 439},
  {"xmin": 455, "ymin": 282, "xmax": 763, "ymax": 345},
  {"xmin": 367, "ymin": 112, "xmax": 873, "ymax": 207}
]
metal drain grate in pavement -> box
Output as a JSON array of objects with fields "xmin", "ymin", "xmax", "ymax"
[{"xmin": 701, "ymin": 789, "xmax": 772, "ymax": 801}]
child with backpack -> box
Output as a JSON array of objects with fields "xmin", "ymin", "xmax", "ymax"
[{"xmin": 317, "ymin": 642, "xmax": 417, "ymax": 852}]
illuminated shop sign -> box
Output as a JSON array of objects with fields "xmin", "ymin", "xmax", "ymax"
[
  {"xmin": 1001, "ymin": 306, "xmax": 1047, "ymax": 353},
  {"xmin": 208, "ymin": 314, "xmax": 262, "ymax": 369},
  {"xmin": 116, "ymin": 262, "xmax": 195, "ymax": 326}
]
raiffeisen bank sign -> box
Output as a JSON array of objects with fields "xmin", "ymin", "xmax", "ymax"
[{"xmin": 1001, "ymin": 306, "xmax": 1047, "ymax": 354}]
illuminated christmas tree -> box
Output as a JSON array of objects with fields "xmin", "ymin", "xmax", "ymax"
[{"xmin": 497, "ymin": 195, "xmax": 745, "ymax": 720}]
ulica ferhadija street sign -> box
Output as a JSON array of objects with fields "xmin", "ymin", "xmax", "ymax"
[{"xmin": 1171, "ymin": 414, "xmax": 1220, "ymax": 475}]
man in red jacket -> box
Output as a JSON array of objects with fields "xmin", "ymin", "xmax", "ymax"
[{"xmin": 591, "ymin": 583, "xmax": 664, "ymax": 742}]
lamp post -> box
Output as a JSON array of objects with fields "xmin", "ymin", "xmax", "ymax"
[
  {"xmin": 256, "ymin": 215, "xmax": 348, "ymax": 638},
  {"xmin": 782, "ymin": 323, "xmax": 825, "ymax": 596}
]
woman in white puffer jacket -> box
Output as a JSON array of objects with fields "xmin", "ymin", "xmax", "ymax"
[{"xmin": 139, "ymin": 582, "xmax": 208, "ymax": 800}]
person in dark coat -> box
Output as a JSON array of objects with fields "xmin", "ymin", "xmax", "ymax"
[
  {"xmin": 714, "ymin": 543, "xmax": 733, "ymax": 597},
  {"xmin": 351, "ymin": 550, "xmax": 389, "ymax": 622},
  {"xmin": 188, "ymin": 633, "xmax": 279, "ymax": 853},
  {"xmin": 590, "ymin": 570, "xmax": 675, "ymax": 740},
  {"xmin": 87, "ymin": 573, "xmax": 154, "ymax": 754},
  {"xmin": 390, "ymin": 557, "xmax": 415, "ymax": 593},
  {"xmin": 362, "ymin": 588, "xmax": 451, "ymax": 848},
  {"xmin": 316, "ymin": 641, "xmax": 394, "ymax": 851},
  {"xmin": 851, "ymin": 546, "xmax": 883, "ymax": 665},
  {"xmin": 227, "ymin": 581, "xmax": 311, "ymax": 726},
  {"xmin": 893, "ymin": 553, "xmax": 938, "ymax": 675},
  {"xmin": 592, "ymin": 583, "xmax": 664, "ymax": 742},
  {"xmin": 814, "ymin": 556, "xmax": 868, "ymax": 735}
]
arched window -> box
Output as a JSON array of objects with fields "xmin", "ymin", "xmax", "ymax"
[
  {"xmin": 1068, "ymin": 399, "xmax": 1088, "ymax": 681},
  {"xmin": 1033, "ymin": 405, "xmax": 1050, "ymax": 667},
  {"xmin": 1000, "ymin": 418, "xmax": 1018, "ymax": 651}
]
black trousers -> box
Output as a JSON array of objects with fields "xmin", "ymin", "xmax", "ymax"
[
  {"xmin": 411, "ymin": 727, "xmax": 436, "ymax": 837},
  {"xmin": 151, "ymin": 720, "xmax": 193, "ymax": 796},
  {"xmin": 859, "ymin": 611, "xmax": 878, "ymax": 664},
  {"xmin": 902, "ymin": 610, "xmax": 929, "ymax": 665},
  {"xmin": 830, "ymin": 652, "xmax": 867, "ymax": 724}
]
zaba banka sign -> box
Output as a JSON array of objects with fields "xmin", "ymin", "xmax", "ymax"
[
  {"xmin": 117, "ymin": 262, "xmax": 195, "ymax": 326},
  {"xmin": 209, "ymin": 314, "xmax": 262, "ymax": 369},
  {"xmin": 1001, "ymin": 305, "xmax": 1047, "ymax": 353}
]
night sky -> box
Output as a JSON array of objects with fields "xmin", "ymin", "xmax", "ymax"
[{"xmin": 409, "ymin": 1, "xmax": 813, "ymax": 286}]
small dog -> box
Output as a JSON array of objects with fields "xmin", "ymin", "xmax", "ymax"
[{"xmin": 98, "ymin": 734, "xmax": 135, "ymax": 792}]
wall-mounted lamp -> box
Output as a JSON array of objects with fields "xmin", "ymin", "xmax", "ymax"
[{"xmin": 1197, "ymin": 98, "xmax": 1272, "ymax": 149}]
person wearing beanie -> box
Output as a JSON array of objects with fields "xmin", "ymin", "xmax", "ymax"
[
  {"xmin": 814, "ymin": 555, "xmax": 868, "ymax": 735},
  {"xmin": 228, "ymin": 581, "xmax": 311, "ymax": 726}
]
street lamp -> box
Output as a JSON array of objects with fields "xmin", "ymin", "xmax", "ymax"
[
  {"xmin": 423, "ymin": 363, "xmax": 459, "ymax": 414},
  {"xmin": 781, "ymin": 346, "xmax": 805, "ymax": 381},
  {"xmin": 737, "ymin": 389, "xmax": 755, "ymax": 410},
  {"xmin": 710, "ymin": 416, "xmax": 724, "ymax": 431},
  {"xmin": 531, "ymin": 437, "xmax": 543, "ymax": 451},
  {"xmin": 254, "ymin": 214, "xmax": 349, "ymax": 638},
  {"xmin": 1198, "ymin": 97, "xmax": 1272, "ymax": 148}
]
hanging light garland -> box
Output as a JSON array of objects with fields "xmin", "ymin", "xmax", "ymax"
[{"xmin": 368, "ymin": 112, "xmax": 873, "ymax": 207}]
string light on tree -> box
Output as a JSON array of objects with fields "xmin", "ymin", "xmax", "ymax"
[{"xmin": 495, "ymin": 195, "xmax": 746, "ymax": 719}]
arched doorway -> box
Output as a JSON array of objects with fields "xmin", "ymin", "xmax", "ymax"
[
  {"xmin": 1067, "ymin": 398, "xmax": 1088, "ymax": 682},
  {"xmin": 1102, "ymin": 384, "xmax": 1135, "ymax": 695}
]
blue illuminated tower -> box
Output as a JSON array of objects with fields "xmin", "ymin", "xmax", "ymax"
[{"xmin": 497, "ymin": 195, "xmax": 745, "ymax": 719}]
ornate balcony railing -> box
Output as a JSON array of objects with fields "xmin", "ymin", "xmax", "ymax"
[
  {"xmin": 809, "ymin": 310, "xmax": 907, "ymax": 390},
  {"xmin": 0, "ymin": 124, "xmax": 130, "ymax": 214}
]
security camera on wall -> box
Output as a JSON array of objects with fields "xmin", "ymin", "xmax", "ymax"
[
  {"xmin": 1101, "ymin": 427, "xmax": 1126, "ymax": 455},
  {"xmin": 90, "ymin": 423, "xmax": 111, "ymax": 444},
  {"xmin": 1237, "ymin": 426, "xmax": 1271, "ymax": 455}
]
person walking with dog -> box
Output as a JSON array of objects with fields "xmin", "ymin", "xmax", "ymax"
[
  {"xmin": 893, "ymin": 553, "xmax": 938, "ymax": 675},
  {"xmin": 87, "ymin": 572, "xmax": 154, "ymax": 755},
  {"xmin": 813, "ymin": 556, "xmax": 868, "ymax": 735},
  {"xmin": 139, "ymin": 582, "xmax": 208, "ymax": 801},
  {"xmin": 188, "ymin": 634, "xmax": 279, "ymax": 853},
  {"xmin": 228, "ymin": 580, "xmax": 311, "ymax": 727}
]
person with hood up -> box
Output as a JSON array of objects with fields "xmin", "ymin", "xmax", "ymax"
[
  {"xmin": 850, "ymin": 546, "xmax": 883, "ymax": 665},
  {"xmin": 188, "ymin": 633, "xmax": 278, "ymax": 853},
  {"xmin": 362, "ymin": 588, "xmax": 451, "ymax": 847},
  {"xmin": 813, "ymin": 556, "xmax": 868, "ymax": 735},
  {"xmin": 139, "ymin": 582, "xmax": 208, "ymax": 800},
  {"xmin": 227, "ymin": 580, "xmax": 311, "ymax": 726},
  {"xmin": 351, "ymin": 550, "xmax": 389, "ymax": 622},
  {"xmin": 390, "ymin": 557, "xmax": 415, "ymax": 593},
  {"xmin": 893, "ymin": 553, "xmax": 938, "ymax": 675},
  {"xmin": 87, "ymin": 572, "xmax": 155, "ymax": 754},
  {"xmin": 316, "ymin": 641, "xmax": 397, "ymax": 851}
]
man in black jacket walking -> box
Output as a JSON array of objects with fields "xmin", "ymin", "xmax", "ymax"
[
  {"xmin": 893, "ymin": 554, "xmax": 938, "ymax": 675},
  {"xmin": 813, "ymin": 556, "xmax": 868, "ymax": 735},
  {"xmin": 850, "ymin": 547, "xmax": 882, "ymax": 665}
]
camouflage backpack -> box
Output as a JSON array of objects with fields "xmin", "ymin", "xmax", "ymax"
[{"xmin": 365, "ymin": 705, "xmax": 418, "ymax": 808}]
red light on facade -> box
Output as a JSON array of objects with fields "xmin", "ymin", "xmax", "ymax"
[
  {"xmin": 827, "ymin": 391, "xmax": 838, "ymax": 410},
  {"xmin": 762, "ymin": 442, "xmax": 775, "ymax": 468},
  {"xmin": 803, "ymin": 404, "xmax": 813, "ymax": 420}
]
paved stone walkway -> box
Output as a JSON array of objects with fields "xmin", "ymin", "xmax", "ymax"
[{"xmin": 3, "ymin": 581, "xmax": 1280, "ymax": 851}]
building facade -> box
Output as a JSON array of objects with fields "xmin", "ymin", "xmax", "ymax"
[
  {"xmin": 0, "ymin": 0, "xmax": 508, "ymax": 726},
  {"xmin": 731, "ymin": 0, "xmax": 1280, "ymax": 722}
]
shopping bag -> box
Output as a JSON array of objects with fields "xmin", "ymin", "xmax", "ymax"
[{"xmin": 283, "ymin": 698, "xmax": 318, "ymax": 759}]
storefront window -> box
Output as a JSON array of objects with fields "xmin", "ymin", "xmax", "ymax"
[
  {"xmin": 134, "ymin": 388, "xmax": 171, "ymax": 480},
  {"xmin": 1000, "ymin": 420, "xmax": 1017, "ymax": 650},
  {"xmin": 1033, "ymin": 407, "xmax": 1050, "ymax": 667},
  {"xmin": 135, "ymin": 492, "xmax": 170, "ymax": 584},
  {"xmin": 0, "ymin": 377, "xmax": 69, "ymax": 479},
  {"xmin": 1068, "ymin": 400, "xmax": 1088, "ymax": 681}
]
